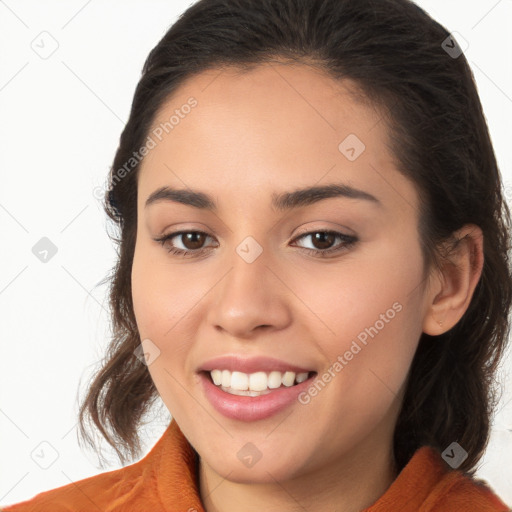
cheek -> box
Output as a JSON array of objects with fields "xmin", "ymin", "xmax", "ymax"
[
  {"xmin": 301, "ymin": 284, "xmax": 423, "ymax": 454},
  {"xmin": 131, "ymin": 242, "xmax": 200, "ymax": 339},
  {"xmin": 131, "ymin": 241, "xmax": 214, "ymax": 390},
  {"xmin": 291, "ymin": 236, "xmax": 424, "ymax": 339},
  {"xmin": 131, "ymin": 244, "xmax": 201, "ymax": 417},
  {"xmin": 296, "ymin": 237, "xmax": 425, "ymax": 393}
]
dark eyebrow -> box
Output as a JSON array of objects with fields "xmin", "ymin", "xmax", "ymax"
[
  {"xmin": 144, "ymin": 183, "xmax": 382, "ymax": 211},
  {"xmin": 271, "ymin": 183, "xmax": 381, "ymax": 211}
]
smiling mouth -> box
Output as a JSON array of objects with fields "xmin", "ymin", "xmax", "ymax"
[{"xmin": 202, "ymin": 369, "xmax": 317, "ymax": 397}]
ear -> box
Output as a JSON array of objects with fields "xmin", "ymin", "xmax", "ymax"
[{"xmin": 422, "ymin": 224, "xmax": 484, "ymax": 336}]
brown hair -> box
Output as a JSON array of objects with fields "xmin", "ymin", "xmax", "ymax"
[{"xmin": 77, "ymin": 0, "xmax": 512, "ymax": 476}]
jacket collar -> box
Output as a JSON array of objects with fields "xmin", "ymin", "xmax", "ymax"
[{"xmin": 148, "ymin": 419, "xmax": 506, "ymax": 511}]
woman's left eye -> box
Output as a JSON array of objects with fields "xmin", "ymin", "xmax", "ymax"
[
  {"xmin": 291, "ymin": 230, "xmax": 358, "ymax": 257},
  {"xmin": 153, "ymin": 230, "xmax": 357, "ymax": 258}
]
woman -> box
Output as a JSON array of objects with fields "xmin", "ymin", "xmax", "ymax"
[{"xmin": 3, "ymin": 0, "xmax": 511, "ymax": 510}]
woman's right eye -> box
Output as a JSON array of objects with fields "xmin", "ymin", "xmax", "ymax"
[{"xmin": 153, "ymin": 231, "xmax": 217, "ymax": 257}]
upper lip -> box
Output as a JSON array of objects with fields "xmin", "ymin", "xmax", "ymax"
[{"xmin": 197, "ymin": 355, "xmax": 315, "ymax": 374}]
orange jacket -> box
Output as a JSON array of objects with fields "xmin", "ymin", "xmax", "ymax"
[{"xmin": 2, "ymin": 419, "xmax": 509, "ymax": 511}]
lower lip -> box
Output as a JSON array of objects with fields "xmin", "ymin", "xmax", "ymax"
[{"xmin": 199, "ymin": 372, "xmax": 316, "ymax": 422}]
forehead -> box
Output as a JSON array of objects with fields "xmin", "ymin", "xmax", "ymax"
[
  {"xmin": 137, "ymin": 62, "xmax": 418, "ymax": 219},
  {"xmin": 150, "ymin": 62, "xmax": 377, "ymax": 136}
]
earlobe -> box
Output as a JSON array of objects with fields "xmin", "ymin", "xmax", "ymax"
[{"xmin": 422, "ymin": 224, "xmax": 484, "ymax": 336}]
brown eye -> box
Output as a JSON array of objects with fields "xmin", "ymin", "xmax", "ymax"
[
  {"xmin": 309, "ymin": 232, "xmax": 336, "ymax": 250},
  {"xmin": 292, "ymin": 230, "xmax": 358, "ymax": 258},
  {"xmin": 154, "ymin": 230, "xmax": 217, "ymax": 257},
  {"xmin": 154, "ymin": 229, "xmax": 357, "ymax": 259},
  {"xmin": 179, "ymin": 232, "xmax": 207, "ymax": 250}
]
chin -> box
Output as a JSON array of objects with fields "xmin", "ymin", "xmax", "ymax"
[
  {"xmin": 201, "ymin": 449, "xmax": 308, "ymax": 484},
  {"xmin": 215, "ymin": 463, "xmax": 297, "ymax": 484}
]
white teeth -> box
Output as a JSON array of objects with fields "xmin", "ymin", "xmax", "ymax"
[
  {"xmin": 231, "ymin": 371, "xmax": 249, "ymax": 390},
  {"xmin": 208, "ymin": 369, "xmax": 311, "ymax": 393},
  {"xmin": 221, "ymin": 369, "xmax": 230, "ymax": 387},
  {"xmin": 211, "ymin": 369, "xmax": 222, "ymax": 386},
  {"xmin": 249, "ymin": 371, "xmax": 268, "ymax": 391},
  {"xmin": 282, "ymin": 371, "xmax": 295, "ymax": 387},
  {"xmin": 296, "ymin": 372, "xmax": 308, "ymax": 383},
  {"xmin": 268, "ymin": 371, "xmax": 283, "ymax": 389}
]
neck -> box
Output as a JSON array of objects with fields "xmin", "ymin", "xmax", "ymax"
[{"xmin": 198, "ymin": 435, "xmax": 398, "ymax": 512}]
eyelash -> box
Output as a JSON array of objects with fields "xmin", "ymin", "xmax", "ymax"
[{"xmin": 153, "ymin": 229, "xmax": 358, "ymax": 259}]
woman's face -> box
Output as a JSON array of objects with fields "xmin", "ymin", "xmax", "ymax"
[{"xmin": 131, "ymin": 62, "xmax": 434, "ymax": 483}]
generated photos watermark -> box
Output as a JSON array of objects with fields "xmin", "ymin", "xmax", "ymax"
[{"xmin": 298, "ymin": 301, "xmax": 403, "ymax": 405}]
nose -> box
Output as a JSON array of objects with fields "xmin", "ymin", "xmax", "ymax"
[{"xmin": 206, "ymin": 245, "xmax": 292, "ymax": 339}]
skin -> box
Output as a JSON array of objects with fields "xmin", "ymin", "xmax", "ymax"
[{"xmin": 131, "ymin": 62, "xmax": 484, "ymax": 512}]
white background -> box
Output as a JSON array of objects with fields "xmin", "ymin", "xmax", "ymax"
[{"xmin": 1, "ymin": 0, "xmax": 511, "ymax": 507}]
